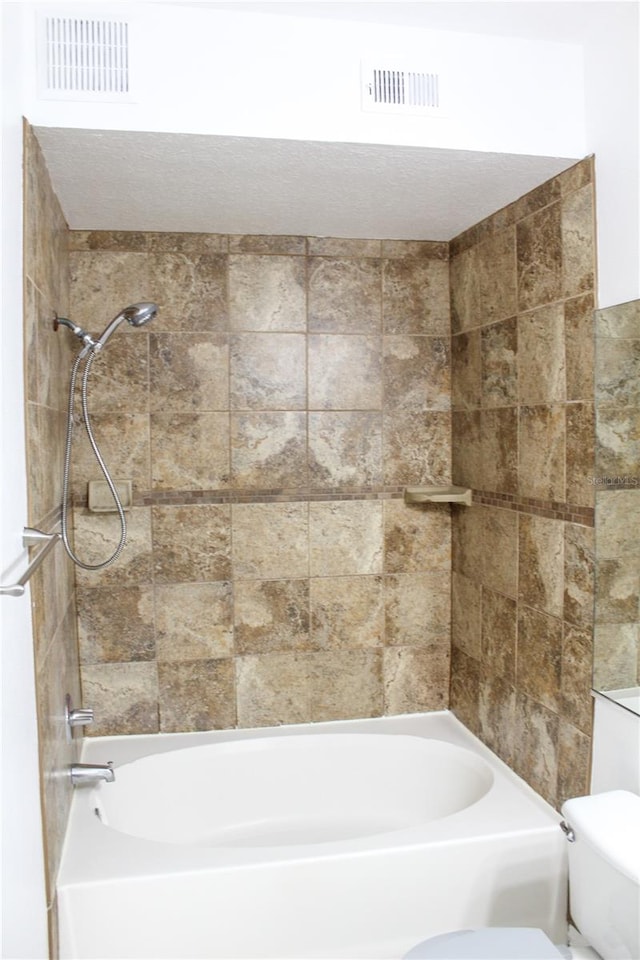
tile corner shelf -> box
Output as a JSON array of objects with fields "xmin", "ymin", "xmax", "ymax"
[{"xmin": 404, "ymin": 485, "xmax": 472, "ymax": 506}]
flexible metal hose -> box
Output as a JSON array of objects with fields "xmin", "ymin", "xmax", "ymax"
[{"xmin": 60, "ymin": 350, "xmax": 127, "ymax": 569}]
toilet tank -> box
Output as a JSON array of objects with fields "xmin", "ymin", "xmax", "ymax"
[{"xmin": 561, "ymin": 791, "xmax": 640, "ymax": 960}]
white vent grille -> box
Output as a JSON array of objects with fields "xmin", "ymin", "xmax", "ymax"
[
  {"xmin": 39, "ymin": 15, "xmax": 132, "ymax": 100},
  {"xmin": 362, "ymin": 63, "xmax": 445, "ymax": 116}
]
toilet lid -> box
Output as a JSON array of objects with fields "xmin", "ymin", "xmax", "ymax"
[{"xmin": 403, "ymin": 927, "xmax": 569, "ymax": 959}]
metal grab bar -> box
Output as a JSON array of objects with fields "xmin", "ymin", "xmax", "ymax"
[{"xmin": 0, "ymin": 528, "xmax": 61, "ymax": 597}]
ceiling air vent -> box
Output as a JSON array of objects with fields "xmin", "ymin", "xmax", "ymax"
[
  {"xmin": 38, "ymin": 14, "xmax": 133, "ymax": 101},
  {"xmin": 361, "ymin": 62, "xmax": 445, "ymax": 117}
]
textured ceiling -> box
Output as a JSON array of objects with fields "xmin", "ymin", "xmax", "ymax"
[{"xmin": 35, "ymin": 127, "xmax": 577, "ymax": 240}]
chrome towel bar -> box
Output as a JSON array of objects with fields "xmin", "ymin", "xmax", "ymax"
[{"xmin": 0, "ymin": 528, "xmax": 61, "ymax": 597}]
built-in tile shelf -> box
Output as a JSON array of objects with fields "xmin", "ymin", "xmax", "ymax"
[{"xmin": 404, "ymin": 485, "xmax": 472, "ymax": 506}]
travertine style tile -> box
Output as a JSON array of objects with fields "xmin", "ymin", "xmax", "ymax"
[
  {"xmin": 566, "ymin": 402, "xmax": 595, "ymax": 507},
  {"xmin": 481, "ymin": 408, "xmax": 518, "ymax": 493},
  {"xmin": 232, "ymin": 411, "xmax": 307, "ymax": 488},
  {"xmin": 229, "ymin": 254, "xmax": 306, "ymax": 331},
  {"xmin": 309, "ymin": 500, "xmax": 383, "ymax": 577},
  {"xmin": 384, "ymin": 336, "xmax": 450, "ymax": 411},
  {"xmin": 81, "ymin": 662, "xmax": 159, "ymax": 735},
  {"xmin": 564, "ymin": 523, "xmax": 595, "ymax": 627},
  {"xmin": 308, "ymin": 411, "xmax": 382, "ymax": 488},
  {"xmin": 73, "ymin": 332, "xmax": 150, "ymax": 415},
  {"xmin": 595, "ymin": 298, "xmax": 640, "ymax": 338},
  {"xmin": 450, "ymin": 246, "xmax": 479, "ymax": 335},
  {"xmin": 70, "ymin": 251, "xmax": 155, "ymax": 328},
  {"xmin": 477, "ymin": 226, "xmax": 518, "ymax": 325},
  {"xmin": 595, "ymin": 338, "xmax": 640, "ymax": 406},
  {"xmin": 565, "ymin": 293, "xmax": 595, "ymax": 402},
  {"xmin": 231, "ymin": 235, "xmax": 305, "ymax": 255},
  {"xmin": 383, "ymin": 411, "xmax": 451, "ymax": 486},
  {"xmin": 518, "ymin": 404, "xmax": 565, "ymax": 500},
  {"xmin": 480, "ymin": 507, "xmax": 518, "ymax": 597},
  {"xmin": 595, "ymin": 557, "xmax": 640, "ymax": 624},
  {"xmin": 234, "ymin": 579, "xmax": 310, "ymax": 654},
  {"xmin": 158, "ymin": 659, "xmax": 235, "ymax": 732},
  {"xmin": 518, "ymin": 514, "xmax": 564, "ymax": 618},
  {"xmin": 310, "ymin": 576, "xmax": 383, "ymax": 649},
  {"xmin": 451, "ymin": 572, "xmax": 482, "ymax": 658},
  {"xmin": 68, "ymin": 412, "xmax": 151, "ymax": 500},
  {"xmin": 77, "ymin": 585, "xmax": 155, "ymax": 663},
  {"xmin": 150, "ymin": 333, "xmax": 229, "ymax": 412},
  {"xmin": 308, "ymin": 257, "xmax": 381, "ymax": 333},
  {"xmin": 308, "ymin": 334, "xmax": 382, "ymax": 410},
  {"xmin": 478, "ymin": 674, "xmax": 516, "ymax": 767},
  {"xmin": 451, "ymin": 331, "xmax": 481, "ymax": 411},
  {"xmin": 230, "ymin": 333, "xmax": 306, "ymax": 409},
  {"xmin": 73, "ymin": 506, "xmax": 153, "ymax": 587},
  {"xmin": 517, "ymin": 606, "xmax": 562, "ymax": 711},
  {"xmin": 516, "ymin": 203, "xmax": 563, "ymax": 312},
  {"xmin": 150, "ymin": 412, "xmax": 230, "ymax": 490},
  {"xmin": 518, "ymin": 304, "xmax": 565, "ymax": 404},
  {"xmin": 481, "ymin": 318, "xmax": 518, "ymax": 407},
  {"xmin": 309, "ymin": 650, "xmax": 383, "ymax": 720},
  {"xmin": 596, "ymin": 490, "xmax": 640, "ymax": 557},
  {"xmin": 481, "ymin": 588, "xmax": 516, "ymax": 682},
  {"xmin": 152, "ymin": 504, "xmax": 231, "ymax": 582},
  {"xmin": 513, "ymin": 694, "xmax": 559, "ymax": 806},
  {"xmin": 385, "ymin": 572, "xmax": 450, "ymax": 647},
  {"xmin": 384, "ymin": 500, "xmax": 450, "ymax": 574},
  {"xmin": 452, "ymin": 410, "xmax": 482, "ymax": 489},
  {"xmin": 561, "ymin": 625, "xmax": 593, "ymax": 734},
  {"xmin": 451, "ymin": 505, "xmax": 484, "ymax": 580},
  {"xmin": 562, "ymin": 184, "xmax": 596, "ymax": 300},
  {"xmin": 557, "ymin": 719, "xmax": 591, "ymax": 807},
  {"xmin": 383, "ymin": 257, "xmax": 450, "ymax": 335},
  {"xmin": 236, "ymin": 652, "xmax": 311, "ymax": 727},
  {"xmin": 155, "ymin": 582, "xmax": 233, "ymax": 660},
  {"xmin": 596, "ymin": 406, "xmax": 640, "ymax": 479},
  {"xmin": 232, "ymin": 502, "xmax": 308, "ymax": 580},
  {"xmin": 384, "ymin": 646, "xmax": 450, "ymax": 714},
  {"xmin": 450, "ymin": 647, "xmax": 481, "ymax": 735},
  {"xmin": 593, "ymin": 623, "xmax": 639, "ymax": 690}
]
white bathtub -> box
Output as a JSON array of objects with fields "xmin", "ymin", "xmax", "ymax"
[{"xmin": 57, "ymin": 711, "xmax": 568, "ymax": 959}]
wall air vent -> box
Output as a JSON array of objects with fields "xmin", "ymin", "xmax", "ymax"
[
  {"xmin": 38, "ymin": 14, "xmax": 133, "ymax": 101},
  {"xmin": 361, "ymin": 62, "xmax": 445, "ymax": 117}
]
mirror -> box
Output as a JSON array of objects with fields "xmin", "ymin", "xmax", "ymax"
[{"xmin": 593, "ymin": 298, "xmax": 640, "ymax": 715}]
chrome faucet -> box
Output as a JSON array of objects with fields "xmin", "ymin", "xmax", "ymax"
[{"xmin": 70, "ymin": 762, "xmax": 115, "ymax": 786}]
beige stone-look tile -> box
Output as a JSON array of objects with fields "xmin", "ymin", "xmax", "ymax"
[
  {"xmin": 517, "ymin": 606, "xmax": 562, "ymax": 712},
  {"xmin": 70, "ymin": 251, "xmax": 154, "ymax": 328},
  {"xmin": 230, "ymin": 235, "xmax": 304, "ymax": 255},
  {"xmin": 518, "ymin": 404, "xmax": 565, "ymax": 501},
  {"xmin": 481, "ymin": 317, "xmax": 518, "ymax": 407},
  {"xmin": 73, "ymin": 334, "xmax": 150, "ymax": 416},
  {"xmin": 151, "ymin": 412, "xmax": 230, "ymax": 490},
  {"xmin": 234, "ymin": 579, "xmax": 310, "ymax": 654},
  {"xmin": 232, "ymin": 502, "xmax": 308, "ymax": 580},
  {"xmin": 310, "ymin": 575, "xmax": 383, "ymax": 649},
  {"xmin": 565, "ymin": 293, "xmax": 595, "ymax": 402},
  {"xmin": 477, "ymin": 226, "xmax": 518, "ymax": 325},
  {"xmin": 230, "ymin": 333, "xmax": 306, "ymax": 409},
  {"xmin": 481, "ymin": 588, "xmax": 516, "ymax": 682},
  {"xmin": 383, "ymin": 411, "xmax": 451, "ymax": 486},
  {"xmin": 308, "ymin": 257, "xmax": 381, "ymax": 333},
  {"xmin": 518, "ymin": 304, "xmax": 565, "ymax": 404},
  {"xmin": 308, "ymin": 412, "xmax": 382, "ymax": 488},
  {"xmin": 595, "ymin": 557, "xmax": 640, "ymax": 624},
  {"xmin": 513, "ymin": 693, "xmax": 559, "ymax": 807},
  {"xmin": 158, "ymin": 659, "xmax": 236, "ymax": 732},
  {"xmin": 383, "ymin": 646, "xmax": 450, "ymax": 714},
  {"xmin": 73, "ymin": 506, "xmax": 153, "ymax": 587},
  {"xmin": 595, "ymin": 338, "xmax": 640, "ymax": 406},
  {"xmin": 149, "ymin": 333, "xmax": 228, "ymax": 412},
  {"xmin": 478, "ymin": 673, "xmax": 516, "ymax": 767},
  {"xmin": 81, "ymin": 661, "xmax": 159, "ymax": 735},
  {"xmin": 76, "ymin": 585, "xmax": 155, "ymax": 663},
  {"xmin": 383, "ymin": 257, "xmax": 450, "ymax": 335},
  {"xmin": 451, "ymin": 505, "xmax": 484, "ymax": 580},
  {"xmin": 592, "ymin": 623, "xmax": 639, "ymax": 690},
  {"xmin": 564, "ymin": 522, "xmax": 595, "ymax": 627},
  {"xmin": 236, "ymin": 652, "xmax": 311, "ymax": 726},
  {"xmin": 451, "ymin": 331, "xmax": 481, "ymax": 411},
  {"xmin": 309, "ymin": 650, "xmax": 383, "ymax": 720},
  {"xmin": 384, "ymin": 499, "xmax": 450, "ymax": 575},
  {"xmin": 561, "ymin": 624, "xmax": 593, "ymax": 735},
  {"xmin": 384, "ymin": 336, "xmax": 450, "ymax": 412},
  {"xmin": 308, "ymin": 334, "xmax": 382, "ymax": 410},
  {"xmin": 481, "ymin": 408, "xmax": 518, "ymax": 494},
  {"xmin": 566, "ymin": 402, "xmax": 595, "ymax": 507},
  {"xmin": 155, "ymin": 582, "xmax": 233, "ymax": 660},
  {"xmin": 596, "ymin": 406, "xmax": 640, "ymax": 480},
  {"xmin": 595, "ymin": 299, "xmax": 640, "ymax": 339},
  {"xmin": 68, "ymin": 412, "xmax": 151, "ymax": 500},
  {"xmin": 516, "ymin": 202, "xmax": 563, "ymax": 311},
  {"xmin": 557, "ymin": 719, "xmax": 591, "ymax": 808},
  {"xmin": 450, "ymin": 245, "xmax": 479, "ymax": 335},
  {"xmin": 309, "ymin": 500, "xmax": 383, "ymax": 577},
  {"xmin": 562, "ymin": 183, "xmax": 596, "ymax": 300},
  {"xmin": 596, "ymin": 490, "xmax": 640, "ymax": 558},
  {"xmin": 518, "ymin": 514, "xmax": 564, "ymax": 618},
  {"xmin": 229, "ymin": 254, "xmax": 306, "ymax": 331},
  {"xmin": 450, "ymin": 647, "xmax": 481, "ymax": 736},
  {"xmin": 385, "ymin": 571, "xmax": 450, "ymax": 647},
  {"xmin": 452, "ymin": 410, "xmax": 482, "ymax": 489},
  {"xmin": 182, "ymin": 254, "xmax": 229, "ymax": 332},
  {"xmin": 451, "ymin": 572, "xmax": 482, "ymax": 658},
  {"xmin": 480, "ymin": 507, "xmax": 518, "ymax": 598},
  {"xmin": 231, "ymin": 411, "xmax": 307, "ymax": 488},
  {"xmin": 152, "ymin": 504, "xmax": 231, "ymax": 582}
]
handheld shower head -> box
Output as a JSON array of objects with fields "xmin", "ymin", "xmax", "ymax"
[{"xmin": 95, "ymin": 302, "xmax": 158, "ymax": 349}]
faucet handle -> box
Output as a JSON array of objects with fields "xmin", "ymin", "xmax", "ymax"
[{"xmin": 65, "ymin": 694, "xmax": 94, "ymax": 740}]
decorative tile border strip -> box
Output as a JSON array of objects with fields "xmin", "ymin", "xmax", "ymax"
[{"xmin": 472, "ymin": 489, "xmax": 594, "ymax": 526}]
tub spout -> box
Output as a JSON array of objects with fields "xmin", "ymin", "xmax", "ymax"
[{"xmin": 70, "ymin": 762, "xmax": 115, "ymax": 786}]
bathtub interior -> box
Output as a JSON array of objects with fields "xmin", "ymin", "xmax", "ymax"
[{"xmin": 94, "ymin": 733, "xmax": 494, "ymax": 847}]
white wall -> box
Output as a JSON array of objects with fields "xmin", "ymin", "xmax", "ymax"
[{"xmin": 1, "ymin": 4, "xmax": 50, "ymax": 958}]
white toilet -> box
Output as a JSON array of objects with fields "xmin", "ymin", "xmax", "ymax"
[{"xmin": 403, "ymin": 789, "xmax": 640, "ymax": 959}]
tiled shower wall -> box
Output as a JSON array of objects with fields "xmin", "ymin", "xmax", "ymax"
[
  {"xmin": 23, "ymin": 124, "xmax": 81, "ymax": 945},
  {"xmin": 69, "ymin": 233, "xmax": 454, "ymax": 734},
  {"xmin": 449, "ymin": 159, "xmax": 597, "ymax": 807},
  {"xmin": 593, "ymin": 299, "xmax": 640, "ymax": 691}
]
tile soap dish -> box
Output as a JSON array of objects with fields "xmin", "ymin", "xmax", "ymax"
[{"xmin": 404, "ymin": 485, "xmax": 472, "ymax": 506}]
